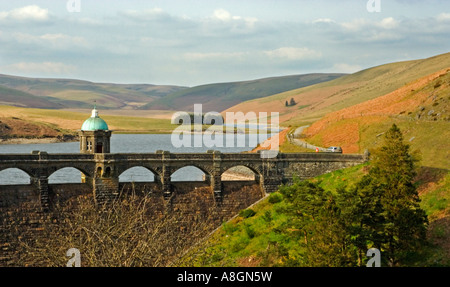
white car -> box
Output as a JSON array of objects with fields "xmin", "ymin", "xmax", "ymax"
[{"xmin": 327, "ymin": 146, "xmax": 342, "ymax": 153}]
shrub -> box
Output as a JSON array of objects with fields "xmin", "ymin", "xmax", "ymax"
[
  {"xmin": 268, "ymin": 192, "xmax": 283, "ymax": 204},
  {"xmin": 239, "ymin": 208, "xmax": 256, "ymax": 218}
]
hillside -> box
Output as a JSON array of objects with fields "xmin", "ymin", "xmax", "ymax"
[
  {"xmin": 0, "ymin": 105, "xmax": 175, "ymax": 142},
  {"xmin": 176, "ymin": 53, "xmax": 450, "ymax": 267},
  {"xmin": 0, "ymin": 85, "xmax": 62, "ymax": 109},
  {"xmin": 178, "ymin": 164, "xmax": 450, "ymax": 267},
  {"xmin": 0, "ymin": 74, "xmax": 187, "ymax": 110},
  {"xmin": 139, "ymin": 73, "xmax": 346, "ymax": 112},
  {"xmin": 0, "ymin": 73, "xmax": 344, "ymax": 113},
  {"xmin": 303, "ymin": 68, "xmax": 450, "ymax": 169},
  {"xmin": 225, "ymin": 52, "xmax": 450, "ymax": 125}
]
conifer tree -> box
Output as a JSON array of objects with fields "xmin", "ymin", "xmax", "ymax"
[{"xmin": 362, "ymin": 124, "xmax": 427, "ymax": 266}]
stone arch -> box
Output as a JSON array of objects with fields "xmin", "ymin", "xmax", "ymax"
[
  {"xmin": 0, "ymin": 167, "xmax": 32, "ymax": 185},
  {"xmin": 48, "ymin": 167, "xmax": 88, "ymax": 184},
  {"xmin": 222, "ymin": 163, "xmax": 262, "ymax": 178},
  {"xmin": 96, "ymin": 166, "xmax": 103, "ymax": 178},
  {"xmin": 104, "ymin": 166, "xmax": 112, "ymax": 178},
  {"xmin": 119, "ymin": 166, "xmax": 156, "ymax": 183},
  {"xmin": 170, "ymin": 165, "xmax": 209, "ymax": 182},
  {"xmin": 221, "ymin": 165, "xmax": 257, "ymax": 181}
]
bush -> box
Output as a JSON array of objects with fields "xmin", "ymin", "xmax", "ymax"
[
  {"xmin": 268, "ymin": 192, "xmax": 283, "ymax": 204},
  {"xmin": 239, "ymin": 208, "xmax": 256, "ymax": 218}
]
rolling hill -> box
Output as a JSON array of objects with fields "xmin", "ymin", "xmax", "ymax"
[
  {"xmin": 225, "ymin": 52, "xmax": 450, "ymax": 125},
  {"xmin": 0, "ymin": 74, "xmax": 187, "ymax": 110},
  {"xmin": 140, "ymin": 73, "xmax": 346, "ymax": 112},
  {"xmin": 303, "ymin": 68, "xmax": 450, "ymax": 169},
  {"xmin": 0, "ymin": 73, "xmax": 345, "ymax": 112}
]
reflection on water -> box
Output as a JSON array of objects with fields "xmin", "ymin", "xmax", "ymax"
[{"xmin": 0, "ymin": 133, "xmax": 273, "ymax": 185}]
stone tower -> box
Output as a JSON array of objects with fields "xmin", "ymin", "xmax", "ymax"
[{"xmin": 79, "ymin": 106, "xmax": 111, "ymax": 154}]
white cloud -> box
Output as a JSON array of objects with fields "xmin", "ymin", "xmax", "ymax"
[
  {"xmin": 437, "ymin": 13, "xmax": 450, "ymax": 22},
  {"xmin": 378, "ymin": 17, "xmax": 399, "ymax": 29},
  {"xmin": 0, "ymin": 5, "xmax": 49, "ymax": 22},
  {"xmin": 211, "ymin": 8, "xmax": 258, "ymax": 27},
  {"xmin": 3, "ymin": 62, "xmax": 76, "ymax": 75},
  {"xmin": 341, "ymin": 17, "xmax": 399, "ymax": 31},
  {"xmin": 264, "ymin": 47, "xmax": 322, "ymax": 61},
  {"xmin": 121, "ymin": 8, "xmax": 167, "ymax": 21},
  {"xmin": 11, "ymin": 32, "xmax": 90, "ymax": 50},
  {"xmin": 312, "ymin": 18, "xmax": 336, "ymax": 24},
  {"xmin": 183, "ymin": 51, "xmax": 247, "ymax": 61},
  {"xmin": 213, "ymin": 9, "xmax": 234, "ymax": 21}
]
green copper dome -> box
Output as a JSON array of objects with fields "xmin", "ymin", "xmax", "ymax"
[{"xmin": 81, "ymin": 108, "xmax": 109, "ymax": 131}]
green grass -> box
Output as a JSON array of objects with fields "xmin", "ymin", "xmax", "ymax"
[
  {"xmin": 179, "ymin": 193, "xmax": 294, "ymax": 267},
  {"xmin": 177, "ymin": 162, "xmax": 450, "ymax": 267},
  {"xmin": 420, "ymin": 171, "xmax": 450, "ymax": 219}
]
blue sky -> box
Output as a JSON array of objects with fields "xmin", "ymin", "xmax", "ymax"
[{"xmin": 0, "ymin": 0, "xmax": 449, "ymax": 86}]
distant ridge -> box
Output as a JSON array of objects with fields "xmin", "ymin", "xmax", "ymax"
[
  {"xmin": 140, "ymin": 73, "xmax": 346, "ymax": 112},
  {"xmin": 0, "ymin": 73, "xmax": 345, "ymax": 112},
  {"xmin": 0, "ymin": 74, "xmax": 187, "ymax": 110}
]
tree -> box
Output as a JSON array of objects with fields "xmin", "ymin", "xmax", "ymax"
[
  {"xmin": 279, "ymin": 179, "xmax": 356, "ymax": 266},
  {"xmin": 361, "ymin": 124, "xmax": 427, "ymax": 266},
  {"xmin": 289, "ymin": 98, "xmax": 296, "ymax": 106}
]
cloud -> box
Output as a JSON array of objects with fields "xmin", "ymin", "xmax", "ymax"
[
  {"xmin": 264, "ymin": 47, "xmax": 322, "ymax": 61},
  {"xmin": 121, "ymin": 7, "xmax": 171, "ymax": 22},
  {"xmin": 0, "ymin": 5, "xmax": 49, "ymax": 22},
  {"xmin": 437, "ymin": 13, "xmax": 450, "ymax": 22},
  {"xmin": 183, "ymin": 51, "xmax": 247, "ymax": 61},
  {"xmin": 312, "ymin": 18, "xmax": 336, "ymax": 24},
  {"xmin": 341, "ymin": 17, "xmax": 399, "ymax": 31},
  {"xmin": 2, "ymin": 62, "xmax": 76, "ymax": 75},
  {"xmin": 378, "ymin": 17, "xmax": 399, "ymax": 29},
  {"xmin": 11, "ymin": 32, "xmax": 90, "ymax": 50},
  {"xmin": 211, "ymin": 8, "xmax": 258, "ymax": 28}
]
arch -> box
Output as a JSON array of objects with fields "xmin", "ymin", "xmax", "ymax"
[
  {"xmin": 119, "ymin": 166, "xmax": 155, "ymax": 183},
  {"xmin": 96, "ymin": 167, "xmax": 103, "ymax": 177},
  {"xmin": 0, "ymin": 168, "xmax": 31, "ymax": 185},
  {"xmin": 221, "ymin": 165, "xmax": 256, "ymax": 181},
  {"xmin": 48, "ymin": 167, "xmax": 87, "ymax": 184},
  {"xmin": 104, "ymin": 166, "xmax": 112, "ymax": 177},
  {"xmin": 170, "ymin": 166, "xmax": 208, "ymax": 182}
]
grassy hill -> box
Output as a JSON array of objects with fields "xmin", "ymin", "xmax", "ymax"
[
  {"xmin": 0, "ymin": 74, "xmax": 187, "ymax": 110},
  {"xmin": 140, "ymin": 73, "xmax": 346, "ymax": 112},
  {"xmin": 225, "ymin": 52, "xmax": 450, "ymax": 125},
  {"xmin": 301, "ymin": 68, "xmax": 450, "ymax": 169},
  {"xmin": 0, "ymin": 73, "xmax": 344, "ymax": 112},
  {"xmin": 0, "ymin": 105, "xmax": 175, "ymax": 140},
  {"xmin": 0, "ymin": 85, "xmax": 62, "ymax": 109}
]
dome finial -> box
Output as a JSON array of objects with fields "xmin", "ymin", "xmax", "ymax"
[{"xmin": 91, "ymin": 101, "xmax": 99, "ymax": 118}]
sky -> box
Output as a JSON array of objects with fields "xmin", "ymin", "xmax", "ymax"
[{"xmin": 0, "ymin": 0, "xmax": 449, "ymax": 87}]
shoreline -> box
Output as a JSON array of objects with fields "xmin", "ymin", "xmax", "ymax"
[
  {"xmin": 0, "ymin": 137, "xmax": 77, "ymax": 145},
  {"xmin": 2, "ymin": 128, "xmax": 287, "ymax": 145}
]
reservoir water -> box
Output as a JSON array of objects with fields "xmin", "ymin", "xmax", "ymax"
[{"xmin": 0, "ymin": 133, "xmax": 274, "ymax": 185}]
